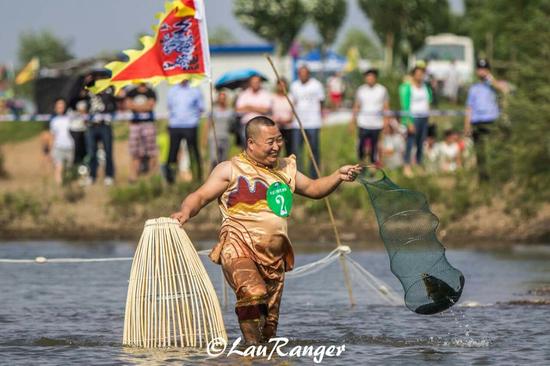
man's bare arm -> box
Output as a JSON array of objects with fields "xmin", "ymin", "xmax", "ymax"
[
  {"xmin": 294, "ymin": 165, "xmax": 362, "ymax": 199},
  {"xmin": 171, "ymin": 161, "xmax": 232, "ymax": 224}
]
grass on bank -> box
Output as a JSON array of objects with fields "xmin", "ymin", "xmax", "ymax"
[
  {"xmin": 0, "ymin": 119, "xmax": 530, "ymax": 229},
  {"xmin": 107, "ymin": 122, "xmax": 483, "ymax": 226},
  {"xmin": 0, "ymin": 121, "xmax": 48, "ymax": 144}
]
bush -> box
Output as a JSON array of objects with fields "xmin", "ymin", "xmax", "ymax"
[
  {"xmin": 0, "ymin": 148, "xmax": 7, "ymax": 178},
  {"xmin": 0, "ymin": 191, "xmax": 48, "ymax": 226},
  {"xmin": 108, "ymin": 176, "xmax": 198, "ymax": 220}
]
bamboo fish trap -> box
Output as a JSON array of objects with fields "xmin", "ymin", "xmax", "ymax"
[{"xmin": 123, "ymin": 217, "xmax": 227, "ymax": 348}]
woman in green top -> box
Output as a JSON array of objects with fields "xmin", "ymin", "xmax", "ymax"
[{"xmin": 399, "ymin": 66, "xmax": 433, "ymax": 177}]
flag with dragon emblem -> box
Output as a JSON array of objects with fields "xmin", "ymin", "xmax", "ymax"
[{"xmin": 91, "ymin": 0, "xmax": 210, "ymax": 93}]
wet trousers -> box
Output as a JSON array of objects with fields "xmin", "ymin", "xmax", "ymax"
[{"xmin": 219, "ymin": 243, "xmax": 285, "ymax": 344}]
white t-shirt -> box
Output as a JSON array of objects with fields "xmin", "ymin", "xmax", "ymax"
[
  {"xmin": 68, "ymin": 111, "xmax": 87, "ymax": 132},
  {"xmin": 355, "ymin": 83, "xmax": 389, "ymax": 129},
  {"xmin": 50, "ymin": 115, "xmax": 74, "ymax": 150},
  {"xmin": 439, "ymin": 141, "xmax": 460, "ymax": 172},
  {"xmin": 381, "ymin": 133, "xmax": 405, "ymax": 169},
  {"xmin": 290, "ymin": 78, "xmax": 325, "ymax": 129},
  {"xmin": 327, "ymin": 76, "xmax": 345, "ymax": 94},
  {"xmin": 235, "ymin": 88, "xmax": 273, "ymax": 125},
  {"xmin": 410, "ymin": 85, "xmax": 430, "ymax": 117}
]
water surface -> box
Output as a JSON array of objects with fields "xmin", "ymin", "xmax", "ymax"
[{"xmin": 0, "ymin": 241, "xmax": 549, "ymax": 365}]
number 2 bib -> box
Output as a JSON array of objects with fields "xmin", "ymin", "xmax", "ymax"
[{"xmin": 266, "ymin": 182, "xmax": 293, "ymax": 218}]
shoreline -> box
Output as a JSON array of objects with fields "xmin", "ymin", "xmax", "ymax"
[
  {"xmin": 2, "ymin": 133, "xmax": 549, "ymax": 248},
  {"xmin": 1, "ymin": 221, "xmax": 547, "ymax": 250}
]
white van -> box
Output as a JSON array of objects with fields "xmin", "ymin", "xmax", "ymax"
[{"xmin": 412, "ymin": 33, "xmax": 474, "ymax": 84}]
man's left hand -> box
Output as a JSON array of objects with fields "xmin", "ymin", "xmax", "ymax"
[{"xmin": 338, "ymin": 164, "xmax": 363, "ymax": 182}]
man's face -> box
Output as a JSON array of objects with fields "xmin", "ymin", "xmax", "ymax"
[
  {"xmin": 365, "ymin": 73, "xmax": 377, "ymax": 86},
  {"xmin": 250, "ymin": 76, "xmax": 262, "ymax": 92},
  {"xmin": 276, "ymin": 80, "xmax": 287, "ymax": 93},
  {"xmin": 298, "ymin": 67, "xmax": 310, "ymax": 83},
  {"xmin": 217, "ymin": 92, "xmax": 227, "ymax": 105},
  {"xmin": 54, "ymin": 100, "xmax": 66, "ymax": 115},
  {"xmin": 477, "ymin": 67, "xmax": 489, "ymax": 79},
  {"xmin": 247, "ymin": 125, "xmax": 283, "ymax": 166}
]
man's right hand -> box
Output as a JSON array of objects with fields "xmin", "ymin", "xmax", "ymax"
[{"xmin": 171, "ymin": 211, "xmax": 189, "ymax": 226}]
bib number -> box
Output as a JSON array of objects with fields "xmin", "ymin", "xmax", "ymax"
[{"xmin": 266, "ymin": 182, "xmax": 293, "ymax": 218}]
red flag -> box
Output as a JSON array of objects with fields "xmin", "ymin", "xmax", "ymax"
[{"xmin": 91, "ymin": 0, "xmax": 210, "ymax": 93}]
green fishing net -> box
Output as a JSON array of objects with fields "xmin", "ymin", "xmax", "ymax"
[{"xmin": 359, "ymin": 170, "xmax": 465, "ymax": 315}]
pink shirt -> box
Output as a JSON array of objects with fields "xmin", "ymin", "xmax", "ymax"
[
  {"xmin": 236, "ymin": 88, "xmax": 272, "ymax": 124},
  {"xmin": 271, "ymin": 94, "xmax": 293, "ymax": 129}
]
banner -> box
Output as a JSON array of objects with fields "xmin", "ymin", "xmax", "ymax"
[
  {"xmin": 15, "ymin": 57, "xmax": 39, "ymax": 85},
  {"xmin": 91, "ymin": 0, "xmax": 210, "ymax": 93}
]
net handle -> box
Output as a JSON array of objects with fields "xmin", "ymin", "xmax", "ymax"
[{"xmin": 358, "ymin": 164, "xmax": 387, "ymax": 185}]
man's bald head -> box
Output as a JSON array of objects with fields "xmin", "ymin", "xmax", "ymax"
[
  {"xmin": 245, "ymin": 116, "xmax": 277, "ymax": 141},
  {"xmin": 245, "ymin": 116, "xmax": 283, "ymax": 166}
]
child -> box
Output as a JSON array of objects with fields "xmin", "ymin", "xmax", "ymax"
[
  {"xmin": 49, "ymin": 98, "xmax": 74, "ymax": 185},
  {"xmin": 439, "ymin": 129, "xmax": 462, "ymax": 172},
  {"xmin": 380, "ymin": 119, "xmax": 405, "ymax": 170}
]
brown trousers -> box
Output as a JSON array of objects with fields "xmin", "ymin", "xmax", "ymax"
[{"xmin": 220, "ymin": 242, "xmax": 285, "ymax": 344}]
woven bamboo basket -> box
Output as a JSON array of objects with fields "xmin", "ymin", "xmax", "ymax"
[{"xmin": 123, "ymin": 217, "xmax": 227, "ymax": 348}]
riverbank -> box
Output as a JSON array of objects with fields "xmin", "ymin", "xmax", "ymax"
[{"xmin": 1, "ymin": 125, "xmax": 548, "ymax": 246}]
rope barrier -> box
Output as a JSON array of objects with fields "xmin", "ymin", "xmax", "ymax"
[
  {"xmin": 0, "ymin": 245, "xmax": 400, "ymax": 304},
  {"xmin": 0, "ymin": 109, "xmax": 466, "ymax": 123}
]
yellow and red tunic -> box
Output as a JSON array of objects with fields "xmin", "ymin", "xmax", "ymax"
[{"xmin": 209, "ymin": 152, "xmax": 297, "ymax": 272}]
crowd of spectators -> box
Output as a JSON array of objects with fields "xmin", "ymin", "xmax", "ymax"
[{"xmin": 37, "ymin": 58, "xmax": 505, "ymax": 186}]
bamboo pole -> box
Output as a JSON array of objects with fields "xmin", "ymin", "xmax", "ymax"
[{"xmin": 265, "ymin": 55, "xmax": 356, "ymax": 307}]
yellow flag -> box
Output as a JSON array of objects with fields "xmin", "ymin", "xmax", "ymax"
[
  {"xmin": 15, "ymin": 57, "xmax": 39, "ymax": 85},
  {"xmin": 344, "ymin": 47, "xmax": 359, "ymax": 72}
]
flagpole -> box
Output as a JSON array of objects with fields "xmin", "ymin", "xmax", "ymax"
[
  {"xmin": 201, "ymin": 0, "xmax": 220, "ymax": 168},
  {"xmin": 266, "ymin": 55, "xmax": 356, "ymax": 307}
]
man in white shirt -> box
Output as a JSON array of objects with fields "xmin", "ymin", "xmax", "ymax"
[
  {"xmin": 289, "ymin": 65, "xmax": 325, "ymax": 178},
  {"xmin": 351, "ymin": 69, "xmax": 389, "ymax": 164}
]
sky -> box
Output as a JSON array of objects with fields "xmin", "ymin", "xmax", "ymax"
[{"xmin": 0, "ymin": 0, "xmax": 464, "ymax": 66}]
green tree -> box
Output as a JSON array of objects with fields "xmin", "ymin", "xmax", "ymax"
[
  {"xmin": 17, "ymin": 30, "xmax": 73, "ymax": 67},
  {"xmin": 15, "ymin": 31, "xmax": 73, "ymax": 99},
  {"xmin": 337, "ymin": 27, "xmax": 382, "ymax": 60},
  {"xmin": 357, "ymin": 0, "xmax": 450, "ymax": 68},
  {"xmin": 233, "ymin": 0, "xmax": 308, "ymax": 56},
  {"xmin": 458, "ymin": 0, "xmax": 529, "ymax": 63},
  {"xmin": 309, "ymin": 0, "xmax": 347, "ymax": 48},
  {"xmin": 209, "ymin": 26, "xmax": 237, "ymax": 45},
  {"xmin": 463, "ymin": 0, "xmax": 550, "ymax": 213}
]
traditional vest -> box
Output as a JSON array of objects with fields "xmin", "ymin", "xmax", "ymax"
[{"xmin": 209, "ymin": 152, "xmax": 297, "ymax": 271}]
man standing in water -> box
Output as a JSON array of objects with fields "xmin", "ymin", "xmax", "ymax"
[{"xmin": 171, "ymin": 116, "xmax": 361, "ymax": 344}]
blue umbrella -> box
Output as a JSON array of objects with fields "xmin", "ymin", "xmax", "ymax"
[{"xmin": 214, "ymin": 68, "xmax": 268, "ymax": 90}]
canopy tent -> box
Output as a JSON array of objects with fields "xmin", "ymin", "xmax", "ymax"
[{"xmin": 295, "ymin": 49, "xmax": 347, "ymax": 73}]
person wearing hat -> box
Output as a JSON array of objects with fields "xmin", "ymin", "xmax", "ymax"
[
  {"xmin": 351, "ymin": 68, "xmax": 390, "ymax": 165},
  {"xmin": 464, "ymin": 58, "xmax": 508, "ymax": 181}
]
